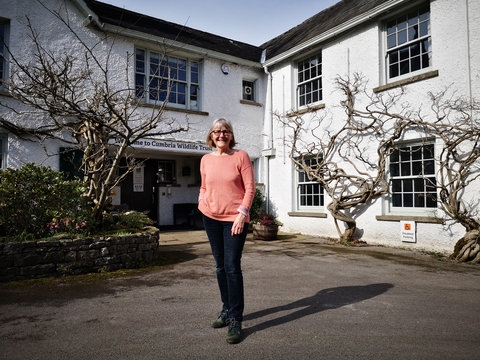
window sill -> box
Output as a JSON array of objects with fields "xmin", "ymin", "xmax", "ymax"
[
  {"xmin": 288, "ymin": 211, "xmax": 327, "ymax": 218},
  {"xmin": 240, "ymin": 100, "xmax": 262, "ymax": 107},
  {"xmin": 287, "ymin": 103, "xmax": 325, "ymax": 117},
  {"xmin": 376, "ymin": 215, "xmax": 443, "ymax": 224},
  {"xmin": 138, "ymin": 102, "xmax": 209, "ymax": 116},
  {"xmin": 158, "ymin": 184, "xmax": 181, "ymax": 188},
  {"xmin": 373, "ymin": 70, "xmax": 439, "ymax": 93}
]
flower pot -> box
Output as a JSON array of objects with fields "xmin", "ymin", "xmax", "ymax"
[{"xmin": 252, "ymin": 224, "xmax": 279, "ymax": 241}]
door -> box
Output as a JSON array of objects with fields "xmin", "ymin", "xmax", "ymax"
[{"xmin": 120, "ymin": 159, "xmax": 158, "ymax": 224}]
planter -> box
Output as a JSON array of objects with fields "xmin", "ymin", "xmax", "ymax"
[{"xmin": 252, "ymin": 224, "xmax": 279, "ymax": 241}]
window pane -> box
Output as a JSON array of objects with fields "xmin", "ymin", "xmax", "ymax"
[
  {"xmin": 136, "ymin": 49, "xmax": 145, "ymax": 73},
  {"xmin": 393, "ymin": 194, "xmax": 402, "ymax": 207},
  {"xmin": 403, "ymin": 179, "xmax": 413, "ymax": 192},
  {"xmin": 149, "ymin": 78, "xmax": 158, "ymax": 100},
  {"xmin": 398, "ymin": 29, "xmax": 407, "ymax": 45},
  {"xmin": 397, "ymin": 16, "xmax": 407, "ymax": 30},
  {"xmin": 408, "ymin": 11, "xmax": 419, "ymax": 27},
  {"xmin": 392, "ymin": 179, "xmax": 402, "ymax": 192},
  {"xmin": 424, "ymin": 144, "xmax": 434, "ymax": 158},
  {"xmin": 414, "ymin": 178, "xmax": 424, "ymax": 192},
  {"xmin": 424, "ymin": 160, "xmax": 434, "ymax": 174},
  {"xmin": 414, "ymin": 194, "xmax": 425, "ymax": 207},
  {"xmin": 135, "ymin": 74, "xmax": 145, "ymax": 98},
  {"xmin": 420, "ymin": 21, "xmax": 429, "ymax": 37},
  {"xmin": 401, "ymin": 163, "xmax": 411, "ymax": 176},
  {"xmin": 403, "ymin": 194, "xmax": 413, "ymax": 207},
  {"xmin": 400, "ymin": 149, "xmax": 411, "ymax": 161},
  {"xmin": 426, "ymin": 195, "xmax": 436, "ymax": 207},
  {"xmin": 410, "ymin": 56, "xmax": 420, "ymax": 72},
  {"xmin": 412, "ymin": 161, "xmax": 422, "ymax": 175}
]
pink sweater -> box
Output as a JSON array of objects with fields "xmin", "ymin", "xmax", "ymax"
[{"xmin": 198, "ymin": 150, "xmax": 255, "ymax": 223}]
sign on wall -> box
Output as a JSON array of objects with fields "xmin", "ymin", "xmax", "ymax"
[
  {"xmin": 400, "ymin": 220, "xmax": 416, "ymax": 243},
  {"xmin": 133, "ymin": 166, "xmax": 144, "ymax": 192},
  {"xmin": 109, "ymin": 138, "xmax": 212, "ymax": 154}
]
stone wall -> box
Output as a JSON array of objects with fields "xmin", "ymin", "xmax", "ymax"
[{"xmin": 0, "ymin": 229, "xmax": 160, "ymax": 282}]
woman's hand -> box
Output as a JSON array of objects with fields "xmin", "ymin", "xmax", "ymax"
[{"xmin": 232, "ymin": 213, "xmax": 246, "ymax": 235}]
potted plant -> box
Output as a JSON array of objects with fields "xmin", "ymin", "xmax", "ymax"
[
  {"xmin": 249, "ymin": 189, "xmax": 265, "ymax": 229},
  {"xmin": 252, "ymin": 211, "xmax": 283, "ymax": 241}
]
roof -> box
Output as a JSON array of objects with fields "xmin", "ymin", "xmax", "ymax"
[
  {"xmin": 260, "ymin": 0, "xmax": 392, "ymax": 61},
  {"xmin": 83, "ymin": 0, "xmax": 264, "ymax": 63},
  {"xmin": 84, "ymin": 0, "xmax": 396, "ymax": 66}
]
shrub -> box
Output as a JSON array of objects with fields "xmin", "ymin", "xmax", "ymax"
[
  {"xmin": 0, "ymin": 163, "xmax": 94, "ymax": 240},
  {"xmin": 250, "ymin": 189, "xmax": 265, "ymax": 223},
  {"xmin": 101, "ymin": 210, "xmax": 154, "ymax": 232},
  {"xmin": 254, "ymin": 211, "xmax": 283, "ymax": 226}
]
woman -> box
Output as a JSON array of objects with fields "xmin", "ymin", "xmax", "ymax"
[{"xmin": 198, "ymin": 118, "xmax": 255, "ymax": 344}]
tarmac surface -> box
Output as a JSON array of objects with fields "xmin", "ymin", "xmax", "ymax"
[{"xmin": 1, "ymin": 230, "xmax": 479, "ymax": 360}]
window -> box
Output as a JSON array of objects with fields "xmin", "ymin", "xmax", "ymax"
[
  {"xmin": 389, "ymin": 142, "xmax": 437, "ymax": 209},
  {"xmin": 297, "ymin": 53, "xmax": 322, "ymax": 107},
  {"xmin": 385, "ymin": 5, "xmax": 431, "ymax": 81},
  {"xmin": 0, "ymin": 20, "xmax": 9, "ymax": 89},
  {"xmin": 0, "ymin": 135, "xmax": 7, "ymax": 169},
  {"xmin": 242, "ymin": 80, "xmax": 255, "ymax": 101},
  {"xmin": 157, "ymin": 160, "xmax": 176, "ymax": 184},
  {"xmin": 295, "ymin": 157, "xmax": 324, "ymax": 211},
  {"xmin": 135, "ymin": 49, "xmax": 199, "ymax": 110}
]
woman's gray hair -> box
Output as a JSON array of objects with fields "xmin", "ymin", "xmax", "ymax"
[{"xmin": 206, "ymin": 118, "xmax": 236, "ymax": 149}]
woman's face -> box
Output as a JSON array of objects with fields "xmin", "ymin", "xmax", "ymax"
[{"xmin": 211, "ymin": 124, "xmax": 232, "ymax": 149}]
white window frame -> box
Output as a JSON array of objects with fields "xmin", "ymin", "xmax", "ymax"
[
  {"xmin": 157, "ymin": 160, "xmax": 176, "ymax": 184},
  {"xmin": 0, "ymin": 20, "xmax": 10, "ymax": 91},
  {"xmin": 385, "ymin": 139, "xmax": 438, "ymax": 215},
  {"xmin": 135, "ymin": 48, "xmax": 200, "ymax": 111},
  {"xmin": 242, "ymin": 79, "xmax": 256, "ymax": 102},
  {"xmin": 296, "ymin": 52, "xmax": 323, "ymax": 109},
  {"xmin": 0, "ymin": 134, "xmax": 7, "ymax": 169},
  {"xmin": 294, "ymin": 157, "xmax": 324, "ymax": 212},
  {"xmin": 381, "ymin": 3, "xmax": 431, "ymax": 84}
]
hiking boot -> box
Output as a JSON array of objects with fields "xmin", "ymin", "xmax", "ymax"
[
  {"xmin": 211, "ymin": 310, "xmax": 228, "ymax": 328},
  {"xmin": 226, "ymin": 319, "xmax": 242, "ymax": 344}
]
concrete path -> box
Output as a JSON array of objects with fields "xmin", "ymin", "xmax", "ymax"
[{"xmin": 1, "ymin": 231, "xmax": 479, "ymax": 360}]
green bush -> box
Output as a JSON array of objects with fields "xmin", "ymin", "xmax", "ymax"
[
  {"xmin": 250, "ymin": 188, "xmax": 265, "ymax": 223},
  {"xmin": 0, "ymin": 163, "xmax": 94, "ymax": 240},
  {"xmin": 101, "ymin": 210, "xmax": 154, "ymax": 232}
]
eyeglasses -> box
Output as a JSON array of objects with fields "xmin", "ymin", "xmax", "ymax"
[{"xmin": 211, "ymin": 130, "xmax": 232, "ymax": 136}]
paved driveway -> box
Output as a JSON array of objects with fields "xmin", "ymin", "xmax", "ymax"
[{"xmin": 1, "ymin": 231, "xmax": 479, "ymax": 359}]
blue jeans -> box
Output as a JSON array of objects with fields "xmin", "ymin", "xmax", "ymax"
[{"xmin": 203, "ymin": 215, "xmax": 248, "ymax": 322}]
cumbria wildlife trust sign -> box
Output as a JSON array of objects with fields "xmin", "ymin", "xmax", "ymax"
[{"xmin": 110, "ymin": 138, "xmax": 212, "ymax": 154}]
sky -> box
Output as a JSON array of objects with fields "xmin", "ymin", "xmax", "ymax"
[{"xmin": 100, "ymin": 0, "xmax": 340, "ymax": 46}]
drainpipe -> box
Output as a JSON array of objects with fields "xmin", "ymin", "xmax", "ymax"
[
  {"xmin": 464, "ymin": 0, "xmax": 472, "ymax": 102},
  {"xmin": 262, "ymin": 56, "xmax": 276, "ymax": 214}
]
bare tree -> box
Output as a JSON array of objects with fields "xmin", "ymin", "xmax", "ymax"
[
  {"xmin": 279, "ymin": 73, "xmax": 410, "ymax": 242},
  {"xmin": 0, "ymin": 2, "xmax": 189, "ymax": 223},
  {"xmin": 280, "ymin": 73, "xmax": 480, "ymax": 262},
  {"xmin": 418, "ymin": 89, "xmax": 480, "ymax": 262}
]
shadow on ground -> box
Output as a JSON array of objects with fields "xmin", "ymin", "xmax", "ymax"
[{"xmin": 243, "ymin": 283, "xmax": 394, "ymax": 338}]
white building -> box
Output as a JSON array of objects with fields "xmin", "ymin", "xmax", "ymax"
[
  {"xmin": 0, "ymin": 0, "xmax": 266, "ymax": 228},
  {"xmin": 260, "ymin": 0, "xmax": 480, "ymax": 253},
  {"xmin": 1, "ymin": 0, "xmax": 478, "ymax": 254}
]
